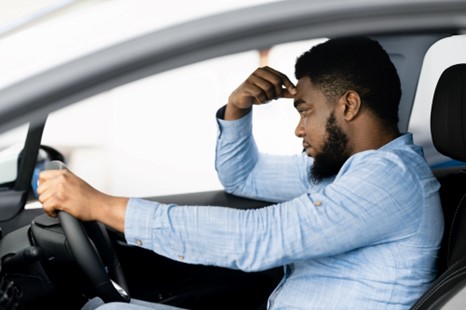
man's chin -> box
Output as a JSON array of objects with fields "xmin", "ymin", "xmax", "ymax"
[{"xmin": 304, "ymin": 148, "xmax": 316, "ymax": 157}]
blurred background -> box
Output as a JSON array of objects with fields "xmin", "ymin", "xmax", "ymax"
[
  {"xmin": 0, "ymin": 0, "xmax": 324, "ymax": 197},
  {"xmin": 1, "ymin": 1, "xmax": 455, "ymax": 200}
]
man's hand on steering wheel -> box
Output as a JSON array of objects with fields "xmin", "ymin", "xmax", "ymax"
[
  {"xmin": 38, "ymin": 167, "xmax": 128, "ymax": 233},
  {"xmin": 37, "ymin": 161, "xmax": 130, "ymax": 303}
]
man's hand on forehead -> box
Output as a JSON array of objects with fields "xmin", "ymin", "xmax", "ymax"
[
  {"xmin": 225, "ymin": 66, "xmax": 296, "ymax": 120},
  {"xmin": 254, "ymin": 66, "xmax": 297, "ymax": 101},
  {"xmin": 230, "ymin": 67, "xmax": 296, "ymax": 107}
]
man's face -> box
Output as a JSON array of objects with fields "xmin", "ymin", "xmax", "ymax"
[{"xmin": 294, "ymin": 78, "xmax": 351, "ymax": 182}]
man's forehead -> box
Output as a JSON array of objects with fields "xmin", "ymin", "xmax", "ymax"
[
  {"xmin": 295, "ymin": 77, "xmax": 318, "ymax": 94},
  {"xmin": 294, "ymin": 77, "xmax": 318, "ymax": 108}
]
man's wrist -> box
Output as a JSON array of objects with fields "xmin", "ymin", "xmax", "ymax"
[
  {"xmin": 217, "ymin": 104, "xmax": 251, "ymax": 120},
  {"xmin": 96, "ymin": 194, "xmax": 128, "ymax": 233}
]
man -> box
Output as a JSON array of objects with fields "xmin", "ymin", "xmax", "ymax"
[{"xmin": 38, "ymin": 37, "xmax": 443, "ymax": 309}]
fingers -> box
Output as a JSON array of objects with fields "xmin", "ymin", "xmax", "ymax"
[
  {"xmin": 249, "ymin": 67, "xmax": 296, "ymax": 103},
  {"xmin": 259, "ymin": 67, "xmax": 296, "ymax": 98},
  {"xmin": 37, "ymin": 169, "xmax": 75, "ymax": 217},
  {"xmin": 37, "ymin": 170, "xmax": 67, "ymax": 195},
  {"xmin": 228, "ymin": 67, "xmax": 296, "ymax": 112},
  {"xmin": 37, "ymin": 170, "xmax": 64, "ymax": 216},
  {"xmin": 41, "ymin": 196, "xmax": 60, "ymax": 217}
]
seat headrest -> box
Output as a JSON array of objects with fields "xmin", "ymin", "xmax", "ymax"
[{"xmin": 431, "ymin": 64, "xmax": 466, "ymax": 162}]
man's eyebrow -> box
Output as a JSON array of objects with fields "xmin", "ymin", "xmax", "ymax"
[{"xmin": 294, "ymin": 99, "xmax": 306, "ymax": 108}]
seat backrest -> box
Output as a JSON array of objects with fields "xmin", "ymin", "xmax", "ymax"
[{"xmin": 411, "ymin": 64, "xmax": 466, "ymax": 310}]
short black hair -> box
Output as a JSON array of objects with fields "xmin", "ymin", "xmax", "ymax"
[{"xmin": 295, "ymin": 36, "xmax": 401, "ymax": 126}]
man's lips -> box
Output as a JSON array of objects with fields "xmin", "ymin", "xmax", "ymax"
[{"xmin": 302, "ymin": 142, "xmax": 314, "ymax": 156}]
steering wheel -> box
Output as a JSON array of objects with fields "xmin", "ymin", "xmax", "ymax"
[
  {"xmin": 46, "ymin": 161, "xmax": 130, "ymax": 303},
  {"xmin": 58, "ymin": 212, "xmax": 130, "ymax": 303}
]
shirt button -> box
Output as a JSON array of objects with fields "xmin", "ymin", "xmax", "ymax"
[
  {"xmin": 178, "ymin": 255, "xmax": 185, "ymax": 261},
  {"xmin": 135, "ymin": 239, "xmax": 143, "ymax": 246},
  {"xmin": 314, "ymin": 200, "xmax": 322, "ymax": 206}
]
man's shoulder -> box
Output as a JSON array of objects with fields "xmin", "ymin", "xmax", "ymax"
[{"xmin": 342, "ymin": 143, "xmax": 432, "ymax": 179}]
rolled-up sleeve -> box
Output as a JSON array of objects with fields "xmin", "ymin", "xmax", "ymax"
[
  {"xmin": 124, "ymin": 147, "xmax": 437, "ymax": 272},
  {"xmin": 215, "ymin": 108, "xmax": 310, "ymax": 202}
]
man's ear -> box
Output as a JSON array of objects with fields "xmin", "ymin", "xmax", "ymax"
[{"xmin": 339, "ymin": 91, "xmax": 361, "ymax": 121}]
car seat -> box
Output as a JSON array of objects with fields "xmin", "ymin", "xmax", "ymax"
[{"xmin": 411, "ymin": 64, "xmax": 466, "ymax": 309}]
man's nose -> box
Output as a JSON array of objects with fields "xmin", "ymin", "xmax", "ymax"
[{"xmin": 295, "ymin": 118, "xmax": 305, "ymax": 138}]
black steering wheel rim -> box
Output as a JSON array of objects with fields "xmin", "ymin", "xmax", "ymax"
[
  {"xmin": 44, "ymin": 160, "xmax": 129, "ymax": 303},
  {"xmin": 58, "ymin": 211, "xmax": 130, "ymax": 303}
]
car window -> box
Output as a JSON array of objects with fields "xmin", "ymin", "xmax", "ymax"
[
  {"xmin": 41, "ymin": 39, "xmax": 325, "ymax": 198},
  {"xmin": 0, "ymin": 124, "xmax": 28, "ymax": 185}
]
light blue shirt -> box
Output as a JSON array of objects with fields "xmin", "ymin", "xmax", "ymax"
[{"xmin": 125, "ymin": 110, "xmax": 443, "ymax": 309}]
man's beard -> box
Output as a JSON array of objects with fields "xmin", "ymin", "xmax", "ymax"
[{"xmin": 310, "ymin": 112, "xmax": 350, "ymax": 183}]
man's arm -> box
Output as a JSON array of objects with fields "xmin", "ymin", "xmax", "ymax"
[
  {"xmin": 38, "ymin": 67, "xmax": 299, "ymax": 232},
  {"xmin": 38, "ymin": 169, "xmax": 128, "ymax": 233},
  {"xmin": 215, "ymin": 67, "xmax": 310, "ymax": 202},
  {"xmin": 125, "ymin": 149, "xmax": 439, "ymax": 272}
]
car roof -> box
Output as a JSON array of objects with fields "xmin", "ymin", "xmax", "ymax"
[{"xmin": 0, "ymin": 0, "xmax": 465, "ymax": 135}]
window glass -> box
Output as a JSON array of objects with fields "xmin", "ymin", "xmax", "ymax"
[
  {"xmin": 42, "ymin": 39, "xmax": 325, "ymax": 197},
  {"xmin": 0, "ymin": 124, "xmax": 29, "ymax": 185}
]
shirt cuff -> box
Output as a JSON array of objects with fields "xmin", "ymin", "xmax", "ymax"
[
  {"xmin": 215, "ymin": 105, "xmax": 252, "ymax": 120},
  {"xmin": 124, "ymin": 197, "xmax": 161, "ymax": 247},
  {"xmin": 216, "ymin": 105, "xmax": 253, "ymax": 141}
]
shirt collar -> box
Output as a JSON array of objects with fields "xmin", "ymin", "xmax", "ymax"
[{"xmin": 378, "ymin": 133, "xmax": 414, "ymax": 151}]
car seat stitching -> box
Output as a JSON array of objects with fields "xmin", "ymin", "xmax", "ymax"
[
  {"xmin": 447, "ymin": 193, "xmax": 466, "ymax": 266},
  {"xmin": 412, "ymin": 267, "xmax": 466, "ymax": 309},
  {"xmin": 413, "ymin": 262, "xmax": 466, "ymax": 309}
]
